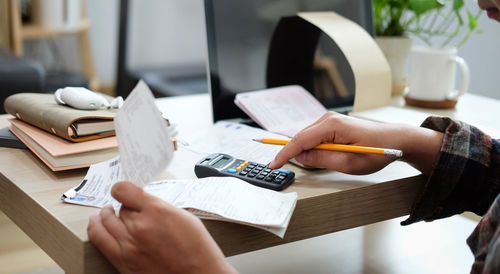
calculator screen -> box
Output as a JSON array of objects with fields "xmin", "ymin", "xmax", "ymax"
[{"xmin": 212, "ymin": 157, "xmax": 230, "ymax": 168}]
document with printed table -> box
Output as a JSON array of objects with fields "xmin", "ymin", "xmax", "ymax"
[
  {"xmin": 182, "ymin": 121, "xmax": 290, "ymax": 164},
  {"xmin": 234, "ymin": 85, "xmax": 328, "ymax": 137}
]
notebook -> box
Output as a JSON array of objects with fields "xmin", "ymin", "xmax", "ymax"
[{"xmin": 9, "ymin": 119, "xmax": 118, "ymax": 171}]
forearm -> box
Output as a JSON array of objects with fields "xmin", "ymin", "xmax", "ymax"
[
  {"xmin": 402, "ymin": 117, "xmax": 500, "ymax": 224},
  {"xmin": 387, "ymin": 123, "xmax": 444, "ymax": 175}
]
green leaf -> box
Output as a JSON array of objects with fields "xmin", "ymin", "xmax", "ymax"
[
  {"xmin": 468, "ymin": 11, "xmax": 478, "ymax": 30},
  {"xmin": 408, "ymin": 0, "xmax": 440, "ymax": 15},
  {"xmin": 453, "ymin": 0, "xmax": 464, "ymax": 10},
  {"xmin": 455, "ymin": 10, "xmax": 463, "ymax": 25}
]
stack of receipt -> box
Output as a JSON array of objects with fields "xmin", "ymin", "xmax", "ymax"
[{"xmin": 62, "ymin": 157, "xmax": 297, "ymax": 238}]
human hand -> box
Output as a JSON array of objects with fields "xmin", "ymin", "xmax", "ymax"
[
  {"xmin": 269, "ymin": 112, "xmax": 443, "ymax": 176},
  {"xmin": 478, "ymin": 0, "xmax": 500, "ymax": 22},
  {"xmin": 87, "ymin": 182, "xmax": 236, "ymax": 274}
]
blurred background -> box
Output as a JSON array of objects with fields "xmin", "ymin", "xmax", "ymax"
[{"xmin": 0, "ymin": 0, "xmax": 499, "ymax": 111}]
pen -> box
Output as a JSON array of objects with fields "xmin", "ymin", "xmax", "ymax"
[{"xmin": 253, "ymin": 138, "xmax": 403, "ymax": 158}]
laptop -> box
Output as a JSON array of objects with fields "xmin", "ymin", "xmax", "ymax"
[{"xmin": 203, "ymin": 0, "xmax": 374, "ymax": 122}]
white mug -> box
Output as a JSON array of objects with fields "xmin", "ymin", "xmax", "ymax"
[{"xmin": 407, "ymin": 46, "xmax": 470, "ymax": 101}]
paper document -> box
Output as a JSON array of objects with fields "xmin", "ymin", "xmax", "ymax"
[
  {"xmin": 61, "ymin": 156, "xmax": 123, "ymax": 208},
  {"xmin": 62, "ymin": 158, "xmax": 297, "ymax": 238},
  {"xmin": 114, "ymin": 80, "xmax": 174, "ymax": 187},
  {"xmin": 182, "ymin": 121, "xmax": 289, "ymax": 164},
  {"xmin": 234, "ymin": 85, "xmax": 327, "ymax": 137}
]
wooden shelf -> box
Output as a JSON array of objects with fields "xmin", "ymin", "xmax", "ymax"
[
  {"xmin": 21, "ymin": 19, "xmax": 90, "ymax": 40},
  {"xmin": 8, "ymin": 0, "xmax": 99, "ymax": 91}
]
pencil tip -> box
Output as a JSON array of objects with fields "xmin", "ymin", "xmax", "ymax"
[{"xmin": 252, "ymin": 138, "xmax": 261, "ymax": 142}]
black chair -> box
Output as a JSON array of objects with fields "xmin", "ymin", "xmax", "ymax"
[
  {"xmin": 0, "ymin": 47, "xmax": 45, "ymax": 113},
  {"xmin": 0, "ymin": 46, "xmax": 89, "ymax": 114}
]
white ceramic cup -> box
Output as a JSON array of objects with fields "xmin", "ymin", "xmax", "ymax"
[{"xmin": 407, "ymin": 46, "xmax": 470, "ymax": 101}]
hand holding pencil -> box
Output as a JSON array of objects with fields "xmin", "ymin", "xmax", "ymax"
[
  {"xmin": 253, "ymin": 138, "xmax": 403, "ymax": 157},
  {"xmin": 266, "ymin": 112, "xmax": 443, "ymax": 176}
]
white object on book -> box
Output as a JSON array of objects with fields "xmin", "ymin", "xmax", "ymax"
[
  {"xmin": 62, "ymin": 157, "xmax": 297, "ymax": 238},
  {"xmin": 234, "ymin": 85, "xmax": 328, "ymax": 137},
  {"xmin": 55, "ymin": 87, "xmax": 113, "ymax": 110},
  {"xmin": 182, "ymin": 121, "xmax": 289, "ymax": 164},
  {"xmin": 114, "ymin": 80, "xmax": 175, "ymax": 187}
]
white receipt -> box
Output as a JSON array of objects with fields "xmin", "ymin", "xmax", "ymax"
[
  {"xmin": 183, "ymin": 121, "xmax": 288, "ymax": 164},
  {"xmin": 62, "ymin": 159, "xmax": 297, "ymax": 238},
  {"xmin": 61, "ymin": 156, "xmax": 122, "ymax": 208},
  {"xmin": 234, "ymin": 85, "xmax": 328, "ymax": 137},
  {"xmin": 147, "ymin": 177, "xmax": 297, "ymax": 238},
  {"xmin": 114, "ymin": 80, "xmax": 174, "ymax": 187}
]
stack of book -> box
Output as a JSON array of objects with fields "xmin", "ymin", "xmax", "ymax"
[
  {"xmin": 4, "ymin": 93, "xmax": 119, "ymax": 171},
  {"xmin": 4, "ymin": 93, "xmax": 177, "ymax": 171}
]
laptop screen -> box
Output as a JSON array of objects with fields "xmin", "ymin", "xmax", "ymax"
[{"xmin": 204, "ymin": 0, "xmax": 374, "ymax": 121}]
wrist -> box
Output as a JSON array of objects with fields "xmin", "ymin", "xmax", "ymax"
[{"xmin": 392, "ymin": 124, "xmax": 443, "ymax": 175}]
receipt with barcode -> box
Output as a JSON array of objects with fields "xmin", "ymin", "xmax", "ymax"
[
  {"xmin": 113, "ymin": 80, "xmax": 174, "ymax": 187},
  {"xmin": 61, "ymin": 156, "xmax": 123, "ymax": 208}
]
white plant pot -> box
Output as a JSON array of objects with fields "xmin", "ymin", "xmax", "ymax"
[
  {"xmin": 32, "ymin": 0, "xmax": 82, "ymax": 31},
  {"xmin": 375, "ymin": 36, "xmax": 412, "ymax": 95}
]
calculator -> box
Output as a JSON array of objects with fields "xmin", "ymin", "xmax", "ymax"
[{"xmin": 194, "ymin": 153, "xmax": 295, "ymax": 191}]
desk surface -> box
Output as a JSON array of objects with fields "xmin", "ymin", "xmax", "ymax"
[{"xmin": 0, "ymin": 93, "xmax": 496, "ymax": 273}]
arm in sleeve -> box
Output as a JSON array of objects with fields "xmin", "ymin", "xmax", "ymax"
[{"xmin": 402, "ymin": 116, "xmax": 500, "ymax": 225}]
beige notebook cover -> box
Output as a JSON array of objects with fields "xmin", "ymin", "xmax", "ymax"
[{"xmin": 4, "ymin": 93, "xmax": 117, "ymax": 142}]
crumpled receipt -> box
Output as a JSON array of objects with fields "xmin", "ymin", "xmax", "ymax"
[{"xmin": 113, "ymin": 80, "xmax": 174, "ymax": 187}]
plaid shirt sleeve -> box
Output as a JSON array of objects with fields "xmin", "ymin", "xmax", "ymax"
[{"xmin": 400, "ymin": 116, "xmax": 500, "ymax": 273}]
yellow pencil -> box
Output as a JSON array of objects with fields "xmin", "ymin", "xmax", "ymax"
[{"xmin": 253, "ymin": 138, "xmax": 403, "ymax": 158}]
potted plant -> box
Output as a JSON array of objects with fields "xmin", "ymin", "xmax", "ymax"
[{"xmin": 373, "ymin": 0, "xmax": 482, "ymax": 95}]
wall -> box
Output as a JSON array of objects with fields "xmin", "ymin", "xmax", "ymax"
[
  {"xmin": 84, "ymin": 0, "xmax": 500, "ymax": 99},
  {"xmin": 85, "ymin": 0, "xmax": 206, "ymax": 86}
]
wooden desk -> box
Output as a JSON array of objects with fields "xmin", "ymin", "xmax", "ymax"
[{"xmin": 0, "ymin": 93, "xmax": 496, "ymax": 273}]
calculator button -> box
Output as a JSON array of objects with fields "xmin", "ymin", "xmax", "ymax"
[
  {"xmin": 264, "ymin": 177, "xmax": 273, "ymax": 182},
  {"xmin": 256, "ymin": 175, "xmax": 265, "ymax": 180},
  {"xmin": 239, "ymin": 171, "xmax": 248, "ymax": 175},
  {"xmin": 277, "ymin": 168, "xmax": 291, "ymax": 174},
  {"xmin": 277, "ymin": 175, "xmax": 286, "ymax": 180},
  {"xmin": 261, "ymin": 172, "xmax": 268, "ymax": 176},
  {"xmin": 236, "ymin": 166, "xmax": 242, "ymax": 171},
  {"xmin": 254, "ymin": 167, "xmax": 263, "ymax": 171},
  {"xmin": 257, "ymin": 164, "xmax": 266, "ymax": 168},
  {"xmin": 264, "ymin": 168, "xmax": 272, "ymax": 173},
  {"xmin": 243, "ymin": 167, "xmax": 252, "ymax": 172},
  {"xmin": 271, "ymin": 170, "xmax": 280, "ymax": 175},
  {"xmin": 247, "ymin": 173, "xmax": 257, "ymax": 178},
  {"xmin": 227, "ymin": 168, "xmax": 237, "ymax": 173}
]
